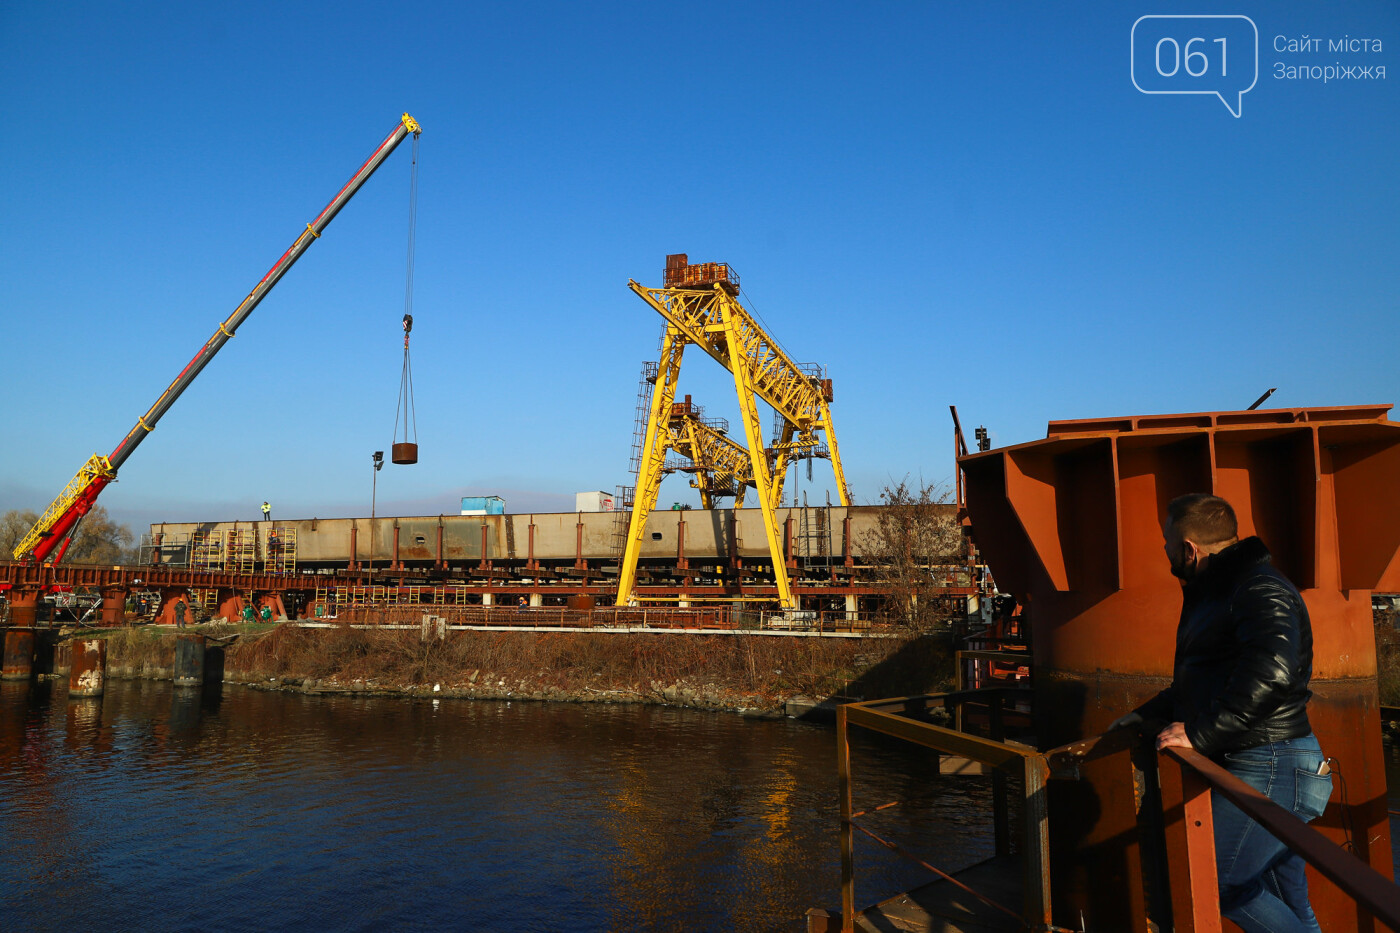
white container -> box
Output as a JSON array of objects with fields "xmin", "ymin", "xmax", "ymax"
[{"xmin": 575, "ymin": 491, "xmax": 615, "ymax": 512}]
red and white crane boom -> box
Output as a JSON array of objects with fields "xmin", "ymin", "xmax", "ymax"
[{"xmin": 14, "ymin": 113, "xmax": 422, "ymax": 564}]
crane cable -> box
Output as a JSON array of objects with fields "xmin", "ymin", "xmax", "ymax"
[{"xmin": 393, "ymin": 133, "xmax": 420, "ymax": 448}]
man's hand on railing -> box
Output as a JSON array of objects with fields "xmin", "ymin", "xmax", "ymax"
[{"xmin": 1155, "ymin": 720, "xmax": 1194, "ymax": 750}]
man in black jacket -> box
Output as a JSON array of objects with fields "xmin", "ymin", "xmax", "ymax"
[{"xmin": 1112, "ymin": 494, "xmax": 1332, "ymax": 933}]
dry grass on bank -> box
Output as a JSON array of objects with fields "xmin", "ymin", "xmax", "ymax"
[
  {"xmin": 214, "ymin": 624, "xmax": 953, "ymax": 700},
  {"xmin": 103, "ymin": 612, "xmax": 1400, "ymax": 705},
  {"xmin": 88, "ymin": 623, "xmax": 955, "ymax": 701},
  {"xmin": 100, "ymin": 626, "xmax": 176, "ymax": 670}
]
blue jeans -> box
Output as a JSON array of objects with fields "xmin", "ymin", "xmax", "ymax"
[{"xmin": 1213, "ymin": 734, "xmax": 1333, "ymax": 933}]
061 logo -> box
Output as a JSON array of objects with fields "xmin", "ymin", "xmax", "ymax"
[{"xmin": 1132, "ymin": 15, "xmax": 1259, "ymax": 117}]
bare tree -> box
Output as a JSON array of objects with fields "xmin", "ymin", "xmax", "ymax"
[
  {"xmin": 1, "ymin": 507, "xmax": 136, "ymax": 564},
  {"xmin": 859, "ymin": 479, "xmax": 965, "ymax": 631},
  {"xmin": 0, "ymin": 510, "xmax": 40, "ymax": 557}
]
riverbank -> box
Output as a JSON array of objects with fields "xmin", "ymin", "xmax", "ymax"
[{"xmin": 89, "ymin": 623, "xmax": 959, "ymax": 716}]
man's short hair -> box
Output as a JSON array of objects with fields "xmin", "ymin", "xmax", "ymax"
[{"xmin": 1167, "ymin": 493, "xmax": 1238, "ymax": 546}]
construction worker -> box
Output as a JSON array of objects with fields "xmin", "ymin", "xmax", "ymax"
[
  {"xmin": 261, "ymin": 501, "xmax": 271, "ymax": 522},
  {"xmin": 174, "ymin": 600, "xmax": 187, "ymax": 629}
]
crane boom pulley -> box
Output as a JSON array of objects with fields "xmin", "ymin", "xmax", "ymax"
[{"xmin": 15, "ymin": 113, "xmax": 422, "ymax": 564}]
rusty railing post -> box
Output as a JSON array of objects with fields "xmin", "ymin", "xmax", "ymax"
[
  {"xmin": 1023, "ymin": 754, "xmax": 1052, "ymax": 930},
  {"xmin": 837, "ymin": 703, "xmax": 855, "ymax": 933},
  {"xmin": 1178, "ymin": 761, "xmax": 1223, "ymax": 933},
  {"xmin": 1156, "ymin": 751, "xmax": 1223, "ymax": 933}
]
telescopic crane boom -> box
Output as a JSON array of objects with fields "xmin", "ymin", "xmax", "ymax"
[{"xmin": 14, "ymin": 113, "xmax": 422, "ymax": 564}]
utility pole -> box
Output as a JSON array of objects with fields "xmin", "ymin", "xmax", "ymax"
[{"xmin": 370, "ymin": 451, "xmax": 384, "ymax": 575}]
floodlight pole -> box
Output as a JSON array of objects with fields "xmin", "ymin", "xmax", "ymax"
[{"xmin": 370, "ymin": 451, "xmax": 384, "ymax": 575}]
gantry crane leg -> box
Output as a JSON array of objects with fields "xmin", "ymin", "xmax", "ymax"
[
  {"xmin": 727, "ymin": 320, "xmax": 796, "ymax": 610},
  {"xmin": 615, "ymin": 328, "xmax": 686, "ymax": 606},
  {"xmin": 819, "ymin": 397, "xmax": 852, "ymax": 507}
]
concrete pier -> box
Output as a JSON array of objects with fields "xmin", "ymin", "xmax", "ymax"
[
  {"xmin": 174, "ymin": 634, "xmax": 206, "ymax": 687},
  {"xmin": 2, "ymin": 629, "xmax": 35, "ymax": 681},
  {"xmin": 69, "ymin": 638, "xmax": 106, "ymax": 698},
  {"xmin": 52, "ymin": 641, "xmax": 72, "ymax": 677}
]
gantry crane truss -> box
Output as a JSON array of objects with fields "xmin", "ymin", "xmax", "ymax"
[
  {"xmin": 663, "ymin": 398, "xmax": 756, "ymax": 508},
  {"xmin": 615, "ymin": 270, "xmax": 849, "ymax": 609}
]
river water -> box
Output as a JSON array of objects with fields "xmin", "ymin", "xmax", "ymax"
[{"xmin": 0, "ymin": 680, "xmax": 997, "ymax": 932}]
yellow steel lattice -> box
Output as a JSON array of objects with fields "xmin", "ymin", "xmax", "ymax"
[
  {"xmin": 665, "ymin": 406, "xmax": 757, "ymax": 509},
  {"xmin": 12, "ymin": 453, "xmax": 114, "ymax": 560},
  {"xmin": 191, "ymin": 531, "xmax": 224, "ymax": 571},
  {"xmin": 616, "ymin": 275, "xmax": 850, "ymax": 609}
]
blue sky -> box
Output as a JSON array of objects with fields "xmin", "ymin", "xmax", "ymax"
[{"xmin": 2, "ymin": 1, "xmax": 1396, "ymax": 534}]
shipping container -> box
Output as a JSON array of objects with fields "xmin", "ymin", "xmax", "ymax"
[
  {"xmin": 575, "ymin": 491, "xmax": 616, "ymax": 512},
  {"xmin": 461, "ymin": 496, "xmax": 506, "ymax": 516}
]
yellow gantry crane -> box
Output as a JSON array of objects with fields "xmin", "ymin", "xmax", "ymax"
[{"xmin": 615, "ymin": 256, "xmax": 850, "ymax": 609}]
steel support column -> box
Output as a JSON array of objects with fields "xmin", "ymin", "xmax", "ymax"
[
  {"xmin": 100, "ymin": 586, "xmax": 127, "ymax": 626},
  {"xmin": 726, "ymin": 311, "xmax": 794, "ymax": 608},
  {"xmin": 616, "ymin": 326, "xmax": 685, "ymax": 605}
]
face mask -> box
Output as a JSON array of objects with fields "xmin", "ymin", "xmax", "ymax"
[{"xmin": 1169, "ymin": 544, "xmax": 1195, "ymax": 581}]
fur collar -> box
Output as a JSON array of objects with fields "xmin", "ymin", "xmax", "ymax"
[{"xmin": 1188, "ymin": 535, "xmax": 1272, "ymax": 596}]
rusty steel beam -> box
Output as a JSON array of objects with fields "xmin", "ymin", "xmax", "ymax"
[
  {"xmin": 0, "ymin": 561, "xmax": 327, "ymax": 593},
  {"xmin": 960, "ymin": 403, "xmax": 1400, "ymax": 930}
]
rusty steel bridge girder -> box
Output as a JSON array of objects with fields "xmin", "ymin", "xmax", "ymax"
[{"xmin": 959, "ymin": 403, "xmax": 1400, "ymax": 931}]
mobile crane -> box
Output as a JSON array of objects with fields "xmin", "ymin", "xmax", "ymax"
[{"xmin": 13, "ymin": 113, "xmax": 422, "ymax": 564}]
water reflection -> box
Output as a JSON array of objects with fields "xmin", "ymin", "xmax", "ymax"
[{"xmin": 1, "ymin": 681, "xmax": 1000, "ymax": 932}]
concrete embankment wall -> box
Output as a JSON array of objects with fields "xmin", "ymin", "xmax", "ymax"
[{"xmin": 93, "ymin": 624, "xmax": 958, "ymax": 715}]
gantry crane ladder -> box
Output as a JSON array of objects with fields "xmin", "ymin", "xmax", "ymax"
[{"xmin": 615, "ymin": 261, "xmax": 849, "ymax": 609}]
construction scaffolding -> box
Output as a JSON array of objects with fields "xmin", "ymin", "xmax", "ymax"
[
  {"xmin": 191, "ymin": 531, "xmax": 224, "ymax": 572},
  {"xmin": 227, "ymin": 529, "xmax": 257, "ymax": 576},
  {"xmin": 265, "ymin": 527, "xmax": 297, "ymax": 575}
]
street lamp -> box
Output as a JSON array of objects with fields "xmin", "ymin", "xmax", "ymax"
[{"xmin": 370, "ymin": 451, "xmax": 384, "ymax": 574}]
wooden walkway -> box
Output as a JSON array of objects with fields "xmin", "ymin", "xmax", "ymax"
[{"xmin": 810, "ymin": 855, "xmax": 1026, "ymax": 933}]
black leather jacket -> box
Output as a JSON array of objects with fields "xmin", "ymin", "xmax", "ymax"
[{"xmin": 1135, "ymin": 536, "xmax": 1314, "ymax": 757}]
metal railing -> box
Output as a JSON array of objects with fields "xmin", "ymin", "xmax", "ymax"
[
  {"xmin": 827, "ymin": 687, "xmax": 1051, "ymax": 932},
  {"xmin": 1046, "ymin": 727, "xmax": 1400, "ymax": 932},
  {"xmin": 821, "ymin": 693, "xmax": 1400, "ymax": 932},
  {"xmin": 1170, "ymin": 746, "xmax": 1400, "ymax": 931}
]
